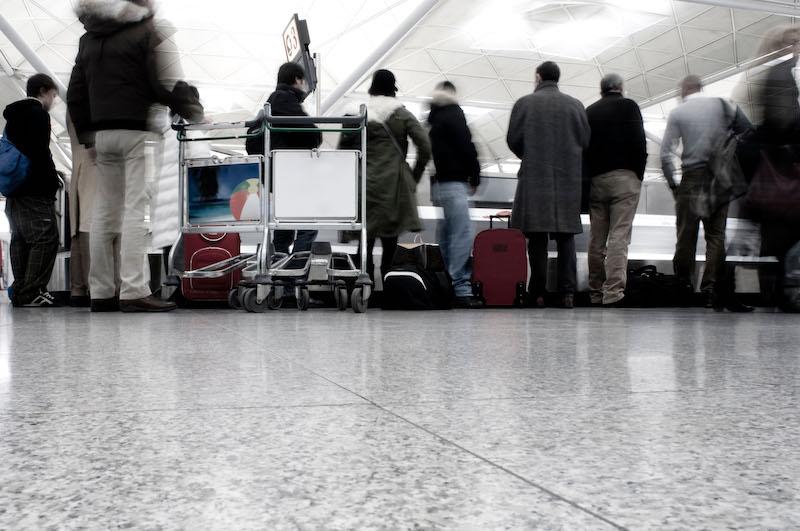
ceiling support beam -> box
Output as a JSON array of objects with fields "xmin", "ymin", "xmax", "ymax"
[
  {"xmin": 682, "ymin": 0, "xmax": 800, "ymax": 17},
  {"xmin": 0, "ymin": 12, "xmax": 68, "ymax": 94},
  {"xmin": 319, "ymin": 0, "xmax": 441, "ymax": 115}
]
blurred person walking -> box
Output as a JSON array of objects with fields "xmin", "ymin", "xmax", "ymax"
[
  {"xmin": 506, "ymin": 61, "xmax": 590, "ymax": 309},
  {"xmin": 585, "ymin": 73, "xmax": 647, "ymax": 307}
]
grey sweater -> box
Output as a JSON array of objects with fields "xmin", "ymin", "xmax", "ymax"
[{"xmin": 660, "ymin": 93, "xmax": 752, "ymax": 188}]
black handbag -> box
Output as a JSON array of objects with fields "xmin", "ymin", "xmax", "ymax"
[{"xmin": 625, "ymin": 265, "xmax": 694, "ymax": 307}]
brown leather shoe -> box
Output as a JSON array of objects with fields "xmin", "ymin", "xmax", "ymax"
[{"xmin": 119, "ymin": 295, "xmax": 177, "ymax": 313}]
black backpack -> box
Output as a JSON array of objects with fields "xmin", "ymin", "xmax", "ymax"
[
  {"xmin": 625, "ymin": 265, "xmax": 694, "ymax": 307},
  {"xmin": 382, "ymin": 243, "xmax": 455, "ymax": 310}
]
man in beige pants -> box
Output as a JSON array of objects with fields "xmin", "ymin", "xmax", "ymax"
[{"xmin": 584, "ymin": 74, "xmax": 648, "ymax": 307}]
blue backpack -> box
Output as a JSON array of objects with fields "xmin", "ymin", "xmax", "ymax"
[{"xmin": 0, "ymin": 130, "xmax": 30, "ymax": 196}]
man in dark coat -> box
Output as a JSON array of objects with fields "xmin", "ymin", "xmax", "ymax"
[
  {"xmin": 3, "ymin": 74, "xmax": 60, "ymax": 307},
  {"xmin": 428, "ymin": 81, "xmax": 482, "ymax": 308},
  {"xmin": 585, "ymin": 73, "xmax": 647, "ymax": 307},
  {"xmin": 246, "ymin": 62, "xmax": 322, "ymax": 255},
  {"xmin": 67, "ymin": 0, "xmax": 203, "ymax": 313},
  {"xmin": 506, "ymin": 61, "xmax": 590, "ymax": 308}
]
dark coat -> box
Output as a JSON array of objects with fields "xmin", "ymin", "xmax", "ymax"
[
  {"xmin": 2, "ymin": 99, "xmax": 58, "ymax": 199},
  {"xmin": 428, "ymin": 91, "xmax": 480, "ymax": 187},
  {"xmin": 245, "ymin": 84, "xmax": 322, "ymax": 155},
  {"xmin": 340, "ymin": 96, "xmax": 432, "ymax": 238},
  {"xmin": 506, "ymin": 81, "xmax": 590, "ymax": 234},
  {"xmin": 585, "ymin": 93, "xmax": 647, "ymax": 179},
  {"xmin": 758, "ymin": 58, "xmax": 800, "ymax": 146},
  {"xmin": 67, "ymin": 0, "xmax": 203, "ymax": 145}
]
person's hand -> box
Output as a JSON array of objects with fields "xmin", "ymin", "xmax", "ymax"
[{"xmin": 670, "ymin": 185, "xmax": 678, "ymax": 199}]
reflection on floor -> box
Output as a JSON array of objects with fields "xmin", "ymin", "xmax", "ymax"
[{"xmin": 1, "ymin": 304, "xmax": 798, "ymax": 529}]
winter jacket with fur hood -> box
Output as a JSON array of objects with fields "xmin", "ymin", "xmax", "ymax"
[
  {"xmin": 427, "ymin": 90, "xmax": 481, "ymax": 188},
  {"xmin": 67, "ymin": 0, "xmax": 203, "ymax": 145}
]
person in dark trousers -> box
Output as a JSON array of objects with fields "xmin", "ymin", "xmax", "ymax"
[
  {"xmin": 661, "ymin": 75, "xmax": 753, "ymax": 312},
  {"xmin": 246, "ymin": 62, "xmax": 322, "ymax": 255},
  {"xmin": 67, "ymin": 0, "xmax": 203, "ymax": 313},
  {"xmin": 3, "ymin": 74, "xmax": 61, "ymax": 308},
  {"xmin": 506, "ymin": 61, "xmax": 590, "ymax": 309},
  {"xmin": 585, "ymin": 73, "xmax": 647, "ymax": 307},
  {"xmin": 428, "ymin": 81, "xmax": 482, "ymax": 308}
]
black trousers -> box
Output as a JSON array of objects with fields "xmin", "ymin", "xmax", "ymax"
[
  {"xmin": 356, "ymin": 236, "xmax": 398, "ymax": 282},
  {"xmin": 526, "ymin": 232, "xmax": 576, "ymax": 296},
  {"xmin": 5, "ymin": 197, "xmax": 59, "ymax": 305}
]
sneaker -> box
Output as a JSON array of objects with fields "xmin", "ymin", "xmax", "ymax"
[
  {"xmin": 119, "ymin": 295, "xmax": 177, "ymax": 313},
  {"xmin": 21, "ymin": 290, "xmax": 60, "ymax": 308},
  {"xmin": 454, "ymin": 295, "xmax": 484, "ymax": 309}
]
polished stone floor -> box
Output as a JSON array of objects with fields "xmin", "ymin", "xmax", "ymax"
[{"xmin": 0, "ymin": 303, "xmax": 798, "ymax": 530}]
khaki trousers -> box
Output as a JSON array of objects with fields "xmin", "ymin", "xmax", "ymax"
[{"xmin": 588, "ymin": 169, "xmax": 642, "ymax": 304}]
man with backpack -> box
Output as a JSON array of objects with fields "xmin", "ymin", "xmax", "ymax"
[{"xmin": 2, "ymin": 74, "xmax": 61, "ymax": 307}]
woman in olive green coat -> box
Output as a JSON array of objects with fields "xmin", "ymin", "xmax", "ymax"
[{"xmin": 341, "ymin": 69, "xmax": 432, "ymax": 280}]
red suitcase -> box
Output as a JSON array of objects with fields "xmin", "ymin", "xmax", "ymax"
[
  {"xmin": 472, "ymin": 215, "xmax": 528, "ymax": 306},
  {"xmin": 181, "ymin": 233, "xmax": 241, "ymax": 301}
]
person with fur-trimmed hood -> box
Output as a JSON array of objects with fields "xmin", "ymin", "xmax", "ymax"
[
  {"xmin": 67, "ymin": 0, "xmax": 203, "ymax": 313},
  {"xmin": 339, "ymin": 69, "xmax": 432, "ymax": 282}
]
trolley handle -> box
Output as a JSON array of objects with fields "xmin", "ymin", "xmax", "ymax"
[
  {"xmin": 264, "ymin": 104, "xmax": 367, "ymax": 128},
  {"xmin": 171, "ymin": 120, "xmax": 251, "ymax": 132}
]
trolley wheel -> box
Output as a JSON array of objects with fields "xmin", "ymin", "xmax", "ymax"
[
  {"xmin": 228, "ymin": 288, "xmax": 242, "ymax": 310},
  {"xmin": 242, "ymin": 288, "xmax": 270, "ymax": 313},
  {"xmin": 297, "ymin": 288, "xmax": 310, "ymax": 311},
  {"xmin": 351, "ymin": 287, "xmax": 368, "ymax": 314},
  {"xmin": 334, "ymin": 287, "xmax": 349, "ymax": 311},
  {"xmin": 266, "ymin": 290, "xmax": 282, "ymax": 310}
]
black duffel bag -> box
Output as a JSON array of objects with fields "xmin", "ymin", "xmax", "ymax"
[
  {"xmin": 625, "ymin": 265, "xmax": 694, "ymax": 307},
  {"xmin": 382, "ymin": 243, "xmax": 455, "ymax": 310}
]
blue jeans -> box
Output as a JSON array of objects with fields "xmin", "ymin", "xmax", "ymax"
[{"xmin": 432, "ymin": 181, "xmax": 473, "ymax": 297}]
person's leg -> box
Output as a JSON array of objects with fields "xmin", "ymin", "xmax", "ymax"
[
  {"xmin": 439, "ymin": 182, "xmax": 473, "ymax": 297},
  {"xmin": 673, "ymin": 176, "xmax": 701, "ymax": 288},
  {"xmin": 554, "ymin": 233, "xmax": 577, "ymax": 295},
  {"xmin": 118, "ymin": 131, "xmax": 153, "ymax": 301},
  {"xmin": 603, "ymin": 171, "xmax": 641, "ymax": 304},
  {"xmin": 90, "ymin": 131, "xmax": 125, "ymax": 300},
  {"xmin": 379, "ymin": 236, "xmax": 399, "ymax": 280},
  {"xmin": 527, "ymin": 232, "xmax": 549, "ymax": 299},
  {"xmin": 365, "ymin": 237, "xmax": 376, "ymax": 283},
  {"xmin": 588, "ymin": 177, "xmax": 610, "ymax": 305},
  {"xmin": 70, "ymin": 232, "xmax": 91, "ymax": 298},
  {"xmin": 5, "ymin": 199, "xmax": 28, "ymax": 305},
  {"xmin": 10, "ymin": 197, "xmax": 59, "ymax": 304},
  {"xmin": 700, "ymin": 203, "xmax": 729, "ymax": 295},
  {"xmin": 433, "ymin": 182, "xmax": 451, "ymax": 266},
  {"xmin": 292, "ymin": 230, "xmax": 318, "ymax": 253},
  {"xmin": 272, "ymin": 230, "xmax": 294, "ymax": 255}
]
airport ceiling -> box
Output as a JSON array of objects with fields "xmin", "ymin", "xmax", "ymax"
[{"xmin": 0, "ymin": 0, "xmax": 798, "ymax": 171}]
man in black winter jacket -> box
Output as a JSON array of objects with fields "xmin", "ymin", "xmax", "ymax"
[
  {"xmin": 3, "ymin": 74, "xmax": 61, "ymax": 307},
  {"xmin": 585, "ymin": 73, "xmax": 647, "ymax": 307},
  {"xmin": 428, "ymin": 81, "xmax": 482, "ymax": 308},
  {"xmin": 67, "ymin": 0, "xmax": 203, "ymax": 313},
  {"xmin": 247, "ymin": 62, "xmax": 322, "ymax": 254}
]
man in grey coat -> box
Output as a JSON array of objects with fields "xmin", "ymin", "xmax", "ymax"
[{"xmin": 507, "ymin": 61, "xmax": 591, "ymax": 308}]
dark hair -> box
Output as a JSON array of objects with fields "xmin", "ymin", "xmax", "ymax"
[
  {"xmin": 536, "ymin": 61, "xmax": 561, "ymax": 83},
  {"xmin": 277, "ymin": 62, "xmax": 305, "ymax": 86},
  {"xmin": 600, "ymin": 73, "xmax": 624, "ymax": 95},
  {"xmin": 368, "ymin": 69, "xmax": 398, "ymax": 97},
  {"xmin": 436, "ymin": 80, "xmax": 456, "ymax": 93},
  {"xmin": 26, "ymin": 73, "xmax": 57, "ymax": 98}
]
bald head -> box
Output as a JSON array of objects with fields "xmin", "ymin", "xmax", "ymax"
[{"xmin": 680, "ymin": 75, "xmax": 703, "ymax": 99}]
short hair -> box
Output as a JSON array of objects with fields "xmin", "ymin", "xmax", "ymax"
[
  {"xmin": 436, "ymin": 81, "xmax": 456, "ymax": 93},
  {"xmin": 26, "ymin": 73, "xmax": 57, "ymax": 98},
  {"xmin": 600, "ymin": 73, "xmax": 624, "ymax": 95},
  {"xmin": 536, "ymin": 61, "xmax": 561, "ymax": 83},
  {"xmin": 277, "ymin": 62, "xmax": 305, "ymax": 86},
  {"xmin": 681, "ymin": 74, "xmax": 703, "ymax": 92}
]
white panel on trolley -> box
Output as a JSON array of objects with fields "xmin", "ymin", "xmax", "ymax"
[{"xmin": 273, "ymin": 150, "xmax": 359, "ymax": 221}]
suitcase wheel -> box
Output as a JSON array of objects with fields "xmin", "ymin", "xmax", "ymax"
[{"xmin": 514, "ymin": 282, "xmax": 527, "ymax": 307}]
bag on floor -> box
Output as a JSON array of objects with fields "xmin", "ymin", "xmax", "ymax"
[
  {"xmin": 181, "ymin": 233, "xmax": 241, "ymax": 302},
  {"xmin": 382, "ymin": 242, "xmax": 454, "ymax": 310},
  {"xmin": 472, "ymin": 215, "xmax": 528, "ymax": 306},
  {"xmin": 624, "ymin": 265, "xmax": 693, "ymax": 307},
  {"xmin": 0, "ymin": 133, "xmax": 30, "ymax": 196},
  {"xmin": 782, "ymin": 241, "xmax": 800, "ymax": 312}
]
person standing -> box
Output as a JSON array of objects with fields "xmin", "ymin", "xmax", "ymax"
[
  {"xmin": 3, "ymin": 74, "xmax": 61, "ymax": 307},
  {"xmin": 428, "ymin": 81, "xmax": 482, "ymax": 308},
  {"xmin": 246, "ymin": 62, "xmax": 322, "ymax": 255},
  {"xmin": 67, "ymin": 0, "xmax": 203, "ymax": 313},
  {"xmin": 585, "ymin": 73, "xmax": 647, "ymax": 307},
  {"xmin": 661, "ymin": 75, "xmax": 752, "ymax": 311},
  {"xmin": 506, "ymin": 61, "xmax": 590, "ymax": 308}
]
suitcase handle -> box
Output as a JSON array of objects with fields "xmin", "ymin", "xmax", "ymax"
[{"xmin": 489, "ymin": 214, "xmax": 511, "ymax": 229}]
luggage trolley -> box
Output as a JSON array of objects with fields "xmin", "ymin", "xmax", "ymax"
[
  {"xmin": 237, "ymin": 103, "xmax": 371, "ymax": 313},
  {"xmin": 163, "ymin": 120, "xmax": 268, "ymax": 308}
]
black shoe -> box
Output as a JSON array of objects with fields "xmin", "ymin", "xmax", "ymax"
[
  {"xmin": 703, "ymin": 292, "xmax": 715, "ymax": 309},
  {"xmin": 90, "ymin": 297, "xmax": 120, "ymax": 313},
  {"xmin": 454, "ymin": 296, "xmax": 484, "ymax": 309},
  {"xmin": 714, "ymin": 300, "xmax": 755, "ymax": 313},
  {"xmin": 557, "ymin": 294, "xmax": 574, "ymax": 309},
  {"xmin": 602, "ymin": 298, "xmax": 627, "ymax": 308},
  {"xmin": 21, "ymin": 290, "xmax": 60, "ymax": 308},
  {"xmin": 527, "ymin": 294, "xmax": 546, "ymax": 308},
  {"xmin": 70, "ymin": 295, "xmax": 91, "ymax": 308},
  {"xmin": 119, "ymin": 295, "xmax": 177, "ymax": 313}
]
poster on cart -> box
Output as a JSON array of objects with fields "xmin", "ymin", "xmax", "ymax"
[{"xmin": 186, "ymin": 161, "xmax": 262, "ymax": 225}]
